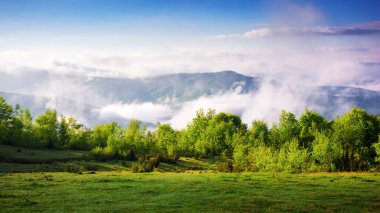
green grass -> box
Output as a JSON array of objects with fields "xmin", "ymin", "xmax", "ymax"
[
  {"xmin": 0, "ymin": 144, "xmax": 221, "ymax": 173},
  {"xmin": 1, "ymin": 145, "xmax": 380, "ymax": 212},
  {"xmin": 156, "ymin": 157, "xmax": 223, "ymax": 172},
  {"xmin": 1, "ymin": 172, "xmax": 379, "ymax": 212},
  {"xmin": 0, "ymin": 157, "xmax": 220, "ymax": 173},
  {"xmin": 0, "ymin": 161, "xmax": 131, "ymax": 173},
  {"xmin": 0, "ymin": 144, "xmax": 86, "ymax": 160}
]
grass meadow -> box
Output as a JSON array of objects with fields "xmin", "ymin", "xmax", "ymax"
[{"xmin": 1, "ymin": 145, "xmax": 380, "ymax": 212}]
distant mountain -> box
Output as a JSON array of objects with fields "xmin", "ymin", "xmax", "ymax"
[
  {"xmin": 1, "ymin": 71, "xmax": 379, "ymax": 126},
  {"xmin": 0, "ymin": 92, "xmax": 100, "ymax": 126},
  {"xmin": 83, "ymin": 70, "xmax": 260, "ymax": 103},
  {"xmin": 306, "ymin": 86, "xmax": 380, "ymax": 119},
  {"xmin": 144, "ymin": 71, "xmax": 259, "ymax": 102}
]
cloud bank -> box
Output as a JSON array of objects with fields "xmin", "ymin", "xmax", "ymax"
[
  {"xmin": 96, "ymin": 102, "xmax": 173, "ymax": 125},
  {"xmin": 206, "ymin": 21, "xmax": 380, "ymax": 39},
  {"xmin": 1, "ymin": 1, "xmax": 379, "ymax": 129}
]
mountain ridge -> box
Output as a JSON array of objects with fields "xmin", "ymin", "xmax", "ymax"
[{"xmin": 1, "ymin": 71, "xmax": 379, "ymax": 126}]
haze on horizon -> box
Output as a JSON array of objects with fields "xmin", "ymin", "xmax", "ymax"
[{"xmin": 1, "ymin": 0, "xmax": 380, "ymax": 128}]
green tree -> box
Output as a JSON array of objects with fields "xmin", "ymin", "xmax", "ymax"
[
  {"xmin": 248, "ymin": 120, "xmax": 269, "ymax": 146},
  {"xmin": 34, "ymin": 109, "xmax": 59, "ymax": 148},
  {"xmin": 19, "ymin": 108, "xmax": 34, "ymax": 147},
  {"xmin": 233, "ymin": 143, "xmax": 249, "ymax": 171},
  {"xmin": 299, "ymin": 108, "xmax": 329, "ymax": 148},
  {"xmin": 195, "ymin": 111, "xmax": 245, "ymax": 158},
  {"xmin": 312, "ymin": 131, "xmax": 342, "ymax": 171},
  {"xmin": 186, "ymin": 109, "xmax": 214, "ymax": 157},
  {"xmin": 104, "ymin": 123, "xmax": 127, "ymax": 159},
  {"xmin": 124, "ymin": 119, "xmax": 150, "ymax": 159},
  {"xmin": 154, "ymin": 123, "xmax": 180, "ymax": 162},
  {"xmin": 8, "ymin": 104, "xmax": 24, "ymax": 146},
  {"xmin": 270, "ymin": 110, "xmax": 300, "ymax": 149},
  {"xmin": 278, "ymin": 110, "xmax": 300, "ymax": 144},
  {"xmin": 58, "ymin": 115, "xmax": 70, "ymax": 147},
  {"xmin": 373, "ymin": 135, "xmax": 380, "ymax": 164},
  {"xmin": 177, "ymin": 129, "xmax": 192, "ymax": 156},
  {"xmin": 0, "ymin": 96, "xmax": 13, "ymax": 121},
  {"xmin": 89, "ymin": 122, "xmax": 120, "ymax": 148},
  {"xmin": 66, "ymin": 117, "xmax": 91, "ymax": 150},
  {"xmin": 0, "ymin": 96, "xmax": 13, "ymax": 144},
  {"xmin": 247, "ymin": 146, "xmax": 277, "ymax": 172},
  {"xmin": 278, "ymin": 139, "xmax": 310, "ymax": 173},
  {"xmin": 332, "ymin": 108, "xmax": 380, "ymax": 171}
]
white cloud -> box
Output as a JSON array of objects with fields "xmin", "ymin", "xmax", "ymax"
[
  {"xmin": 168, "ymin": 76, "xmax": 309, "ymax": 129},
  {"xmin": 1, "ymin": 1, "xmax": 379, "ymax": 129},
  {"xmin": 206, "ymin": 21, "xmax": 380, "ymax": 40},
  {"xmin": 243, "ymin": 28, "xmax": 274, "ymax": 39},
  {"xmin": 95, "ymin": 102, "xmax": 173, "ymax": 124}
]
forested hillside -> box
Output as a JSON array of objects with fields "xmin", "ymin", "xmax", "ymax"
[{"xmin": 1, "ymin": 95, "xmax": 379, "ymax": 172}]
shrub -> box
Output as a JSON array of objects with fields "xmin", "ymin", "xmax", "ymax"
[
  {"xmin": 282, "ymin": 139, "xmax": 311, "ymax": 173},
  {"xmin": 233, "ymin": 144, "xmax": 248, "ymax": 172},
  {"xmin": 247, "ymin": 146, "xmax": 277, "ymax": 172},
  {"xmin": 312, "ymin": 131, "xmax": 342, "ymax": 172},
  {"xmin": 87, "ymin": 146, "xmax": 105, "ymax": 161},
  {"xmin": 88, "ymin": 146, "xmax": 136, "ymax": 161},
  {"xmin": 131, "ymin": 159, "xmax": 154, "ymax": 173},
  {"xmin": 217, "ymin": 160, "xmax": 233, "ymax": 172}
]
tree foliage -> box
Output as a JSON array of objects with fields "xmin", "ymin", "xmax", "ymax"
[{"xmin": 1, "ymin": 95, "xmax": 380, "ymax": 172}]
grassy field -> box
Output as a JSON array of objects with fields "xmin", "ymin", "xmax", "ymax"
[
  {"xmin": 1, "ymin": 145, "xmax": 380, "ymax": 212},
  {"xmin": 0, "ymin": 144, "xmax": 86, "ymax": 161},
  {"xmin": 1, "ymin": 172, "xmax": 380, "ymax": 212},
  {"xmin": 0, "ymin": 144, "xmax": 221, "ymax": 173}
]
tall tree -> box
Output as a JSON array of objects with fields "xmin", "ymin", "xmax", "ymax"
[
  {"xmin": 66, "ymin": 117, "xmax": 90, "ymax": 150},
  {"xmin": 312, "ymin": 131, "xmax": 342, "ymax": 171},
  {"xmin": 125, "ymin": 119, "xmax": 150, "ymax": 159},
  {"xmin": 34, "ymin": 109, "xmax": 59, "ymax": 148},
  {"xmin": 0, "ymin": 96, "xmax": 13, "ymax": 144},
  {"xmin": 270, "ymin": 110, "xmax": 300, "ymax": 148},
  {"xmin": 332, "ymin": 108, "xmax": 380, "ymax": 171},
  {"xmin": 58, "ymin": 115, "xmax": 70, "ymax": 147},
  {"xmin": 299, "ymin": 108, "xmax": 329, "ymax": 148},
  {"xmin": 249, "ymin": 120, "xmax": 269, "ymax": 146},
  {"xmin": 186, "ymin": 109, "xmax": 214, "ymax": 157},
  {"xmin": 154, "ymin": 123, "xmax": 179, "ymax": 161},
  {"xmin": 89, "ymin": 122, "xmax": 120, "ymax": 148}
]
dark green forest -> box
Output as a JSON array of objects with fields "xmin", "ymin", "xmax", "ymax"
[{"xmin": 1, "ymin": 96, "xmax": 380, "ymax": 173}]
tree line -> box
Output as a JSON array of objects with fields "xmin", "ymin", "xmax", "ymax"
[{"xmin": 1, "ymin": 95, "xmax": 380, "ymax": 172}]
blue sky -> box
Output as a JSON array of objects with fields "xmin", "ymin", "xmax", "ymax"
[
  {"xmin": 0, "ymin": 0, "xmax": 379, "ymax": 85},
  {"xmin": 1, "ymin": 0, "xmax": 380, "ymax": 126},
  {"xmin": 1, "ymin": 0, "xmax": 380, "ymax": 38},
  {"xmin": 1, "ymin": 0, "xmax": 380, "ymax": 22}
]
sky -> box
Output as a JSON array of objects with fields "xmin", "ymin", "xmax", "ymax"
[{"xmin": 0, "ymin": 0, "xmax": 380, "ymax": 127}]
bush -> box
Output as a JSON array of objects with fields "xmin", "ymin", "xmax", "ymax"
[
  {"xmin": 87, "ymin": 146, "xmax": 137, "ymax": 161},
  {"xmin": 247, "ymin": 146, "xmax": 277, "ymax": 172},
  {"xmin": 150, "ymin": 156, "xmax": 160, "ymax": 167},
  {"xmin": 131, "ymin": 159, "xmax": 155, "ymax": 173},
  {"xmin": 87, "ymin": 146, "xmax": 105, "ymax": 161},
  {"xmin": 233, "ymin": 144, "xmax": 248, "ymax": 172},
  {"xmin": 217, "ymin": 160, "xmax": 233, "ymax": 172},
  {"xmin": 312, "ymin": 131, "xmax": 342, "ymax": 172},
  {"xmin": 282, "ymin": 139, "xmax": 310, "ymax": 173}
]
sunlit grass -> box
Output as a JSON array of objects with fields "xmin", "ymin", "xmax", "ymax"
[
  {"xmin": 1, "ymin": 145, "xmax": 379, "ymax": 212},
  {"xmin": 1, "ymin": 171, "xmax": 379, "ymax": 212},
  {"xmin": 0, "ymin": 144, "xmax": 86, "ymax": 160}
]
